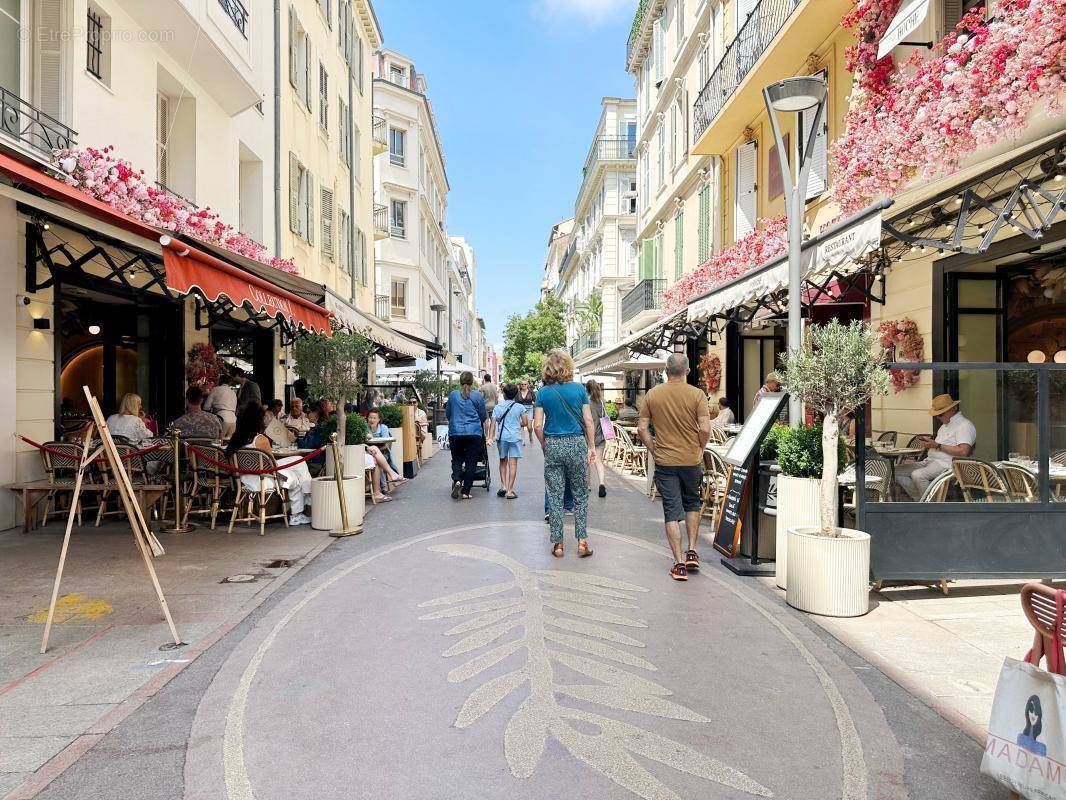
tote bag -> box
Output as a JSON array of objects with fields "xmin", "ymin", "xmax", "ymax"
[
  {"xmin": 981, "ymin": 657, "xmax": 1066, "ymax": 798},
  {"xmin": 599, "ymin": 403, "xmax": 616, "ymax": 442}
]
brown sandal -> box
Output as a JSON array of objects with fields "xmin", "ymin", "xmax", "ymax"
[
  {"xmin": 578, "ymin": 541, "xmax": 593, "ymax": 558},
  {"xmin": 552, "ymin": 543, "xmax": 564, "ymax": 558}
]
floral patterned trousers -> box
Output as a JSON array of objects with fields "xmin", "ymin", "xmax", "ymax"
[{"xmin": 543, "ymin": 434, "xmax": 589, "ymax": 543}]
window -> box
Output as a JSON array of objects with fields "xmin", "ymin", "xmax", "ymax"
[
  {"xmin": 156, "ymin": 93, "xmax": 170, "ymax": 187},
  {"xmin": 698, "ymin": 42, "xmax": 710, "ymax": 86},
  {"xmin": 320, "ymin": 187, "xmax": 334, "ymax": 259},
  {"xmin": 339, "ymin": 97, "xmax": 350, "ymax": 164},
  {"xmin": 657, "ymin": 124, "xmax": 665, "ymax": 187},
  {"xmin": 670, "ymin": 104, "xmax": 678, "ymax": 168},
  {"xmin": 797, "ymin": 70, "xmax": 828, "ymax": 200},
  {"xmin": 352, "ymin": 125, "xmax": 360, "ymax": 179},
  {"xmin": 625, "ymin": 178, "xmax": 638, "ymax": 214},
  {"xmin": 698, "ymin": 183, "xmax": 711, "ymax": 263},
  {"xmin": 357, "ymin": 36, "xmax": 364, "ymax": 93},
  {"xmin": 390, "ymin": 199, "xmax": 406, "ymax": 238},
  {"xmin": 675, "ymin": 0, "xmax": 685, "ymax": 46},
  {"xmin": 288, "ymin": 8, "xmax": 312, "ymax": 111},
  {"xmin": 653, "ymin": 16, "xmax": 664, "ymax": 81},
  {"xmin": 734, "ymin": 141, "xmax": 757, "ymax": 240},
  {"xmin": 356, "ymin": 228, "xmax": 367, "ymax": 285},
  {"xmin": 288, "ymin": 152, "xmax": 314, "ymax": 244},
  {"xmin": 338, "ymin": 208, "xmax": 351, "ymax": 272},
  {"xmin": 626, "ymin": 120, "xmax": 637, "ymax": 156},
  {"xmin": 319, "ymin": 64, "xmax": 329, "ymax": 131},
  {"xmin": 389, "ymin": 64, "xmax": 406, "ymax": 87},
  {"xmin": 641, "ymin": 149, "xmax": 650, "ymax": 210},
  {"xmin": 389, "ymin": 127, "xmax": 406, "ymax": 166},
  {"xmin": 674, "ymin": 212, "xmax": 684, "ymax": 279},
  {"xmin": 86, "ymin": 4, "xmax": 110, "ymax": 84},
  {"xmin": 675, "ymin": 95, "xmax": 687, "ymax": 162},
  {"xmin": 338, "ymin": 0, "xmax": 350, "ymax": 60},
  {"xmin": 391, "ymin": 280, "xmax": 407, "ymax": 318}
]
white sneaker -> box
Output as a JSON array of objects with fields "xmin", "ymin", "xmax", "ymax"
[{"xmin": 289, "ymin": 513, "xmax": 311, "ymax": 525}]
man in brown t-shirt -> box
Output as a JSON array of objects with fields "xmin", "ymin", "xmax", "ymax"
[{"xmin": 638, "ymin": 354, "xmax": 711, "ymax": 581}]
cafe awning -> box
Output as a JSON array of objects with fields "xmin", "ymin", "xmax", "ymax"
[
  {"xmin": 323, "ymin": 290, "xmax": 425, "ymax": 358},
  {"xmin": 687, "ymin": 200, "xmax": 891, "ymax": 323},
  {"xmin": 877, "ymin": 0, "xmax": 931, "ymax": 59},
  {"xmin": 575, "ymin": 309, "xmax": 689, "ymax": 375}
]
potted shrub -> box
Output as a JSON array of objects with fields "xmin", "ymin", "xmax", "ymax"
[
  {"xmin": 772, "ymin": 425, "xmax": 846, "ymax": 591},
  {"xmin": 312, "ymin": 412, "xmax": 370, "ymax": 532},
  {"xmin": 378, "ymin": 402, "xmax": 406, "ymax": 468},
  {"xmin": 781, "ymin": 320, "xmax": 889, "ymax": 617}
]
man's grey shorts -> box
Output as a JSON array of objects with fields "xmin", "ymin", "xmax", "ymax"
[{"xmin": 653, "ymin": 464, "xmax": 703, "ymax": 523}]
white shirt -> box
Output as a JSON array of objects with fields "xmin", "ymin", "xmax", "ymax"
[
  {"xmin": 105, "ymin": 413, "xmax": 153, "ymax": 445},
  {"xmin": 281, "ymin": 412, "xmax": 312, "ymax": 434},
  {"xmin": 711, "ymin": 407, "xmax": 735, "ymax": 428},
  {"xmin": 928, "ymin": 411, "xmax": 977, "ymax": 469},
  {"xmin": 204, "ymin": 384, "xmax": 238, "ymax": 422}
]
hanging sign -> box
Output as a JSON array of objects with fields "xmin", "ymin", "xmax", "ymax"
[{"xmin": 877, "ymin": 0, "xmax": 931, "ymax": 59}]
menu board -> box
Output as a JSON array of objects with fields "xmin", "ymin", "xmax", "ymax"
[
  {"xmin": 713, "ymin": 462, "xmax": 751, "ymax": 557},
  {"xmin": 724, "ymin": 392, "xmax": 789, "ymax": 466}
]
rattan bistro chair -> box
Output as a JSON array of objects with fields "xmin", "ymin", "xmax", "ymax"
[
  {"xmin": 918, "ymin": 469, "xmax": 956, "ymax": 502},
  {"xmin": 708, "ymin": 427, "xmax": 728, "ymax": 445},
  {"xmin": 227, "ymin": 449, "xmax": 290, "ymax": 536},
  {"xmin": 999, "ymin": 462, "xmax": 1038, "ymax": 502},
  {"xmin": 95, "ymin": 443, "xmax": 149, "ymax": 526},
  {"xmin": 952, "ymin": 458, "xmax": 1012, "ymax": 503},
  {"xmin": 699, "ymin": 448, "xmax": 728, "ymax": 528},
  {"xmin": 39, "ymin": 441, "xmax": 87, "ymax": 526},
  {"xmin": 617, "ymin": 426, "xmax": 648, "ymax": 477},
  {"xmin": 184, "ymin": 444, "xmax": 232, "ymax": 528},
  {"xmin": 875, "ymin": 430, "xmax": 898, "ymax": 447}
]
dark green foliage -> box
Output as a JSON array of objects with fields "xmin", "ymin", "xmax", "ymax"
[
  {"xmin": 760, "ymin": 423, "xmax": 787, "ymax": 460},
  {"xmin": 776, "ymin": 424, "xmax": 846, "ymax": 479},
  {"xmin": 604, "ymin": 402, "xmax": 619, "ymax": 421},
  {"xmin": 378, "ymin": 404, "xmax": 405, "ymax": 430},
  {"xmin": 322, "ymin": 412, "xmax": 370, "ymax": 446}
]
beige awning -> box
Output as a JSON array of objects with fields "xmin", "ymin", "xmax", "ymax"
[
  {"xmin": 575, "ymin": 309, "xmax": 687, "ymax": 375},
  {"xmin": 323, "ymin": 291, "xmax": 425, "ymax": 359}
]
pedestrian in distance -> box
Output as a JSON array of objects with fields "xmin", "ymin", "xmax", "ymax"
[
  {"xmin": 516, "ymin": 380, "xmax": 537, "ymax": 446},
  {"xmin": 585, "ymin": 378, "xmax": 609, "ymax": 498},
  {"xmin": 534, "ymin": 349, "xmax": 597, "ymax": 558},
  {"xmin": 637, "ymin": 353, "xmax": 712, "ymax": 581},
  {"xmin": 446, "ymin": 371, "xmax": 488, "ymax": 500},
  {"xmin": 488, "ymin": 383, "xmax": 526, "ymax": 499},
  {"xmin": 481, "ymin": 374, "xmax": 499, "ymax": 415}
]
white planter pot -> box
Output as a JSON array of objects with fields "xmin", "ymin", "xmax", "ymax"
[
  {"xmin": 786, "ymin": 526, "xmax": 871, "ymax": 618},
  {"xmin": 774, "ymin": 476, "xmax": 821, "ymax": 590},
  {"xmin": 389, "ymin": 436, "xmax": 404, "ymax": 471},
  {"xmin": 310, "ymin": 476, "xmax": 365, "ymax": 531},
  {"xmin": 325, "ymin": 444, "xmax": 365, "ymax": 479},
  {"xmin": 421, "ymin": 436, "xmax": 435, "ymax": 461}
]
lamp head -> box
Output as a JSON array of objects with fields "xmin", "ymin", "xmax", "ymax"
[{"xmin": 765, "ymin": 76, "xmax": 827, "ymax": 113}]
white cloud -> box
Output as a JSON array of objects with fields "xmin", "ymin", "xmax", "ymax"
[{"xmin": 531, "ymin": 0, "xmax": 632, "ymax": 26}]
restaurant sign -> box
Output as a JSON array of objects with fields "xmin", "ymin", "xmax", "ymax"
[{"xmin": 877, "ymin": 0, "xmax": 931, "ymax": 59}]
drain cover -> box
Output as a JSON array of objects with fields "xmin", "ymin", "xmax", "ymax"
[
  {"xmin": 265, "ymin": 559, "xmax": 295, "ymax": 569},
  {"xmin": 221, "ymin": 574, "xmax": 258, "ymax": 584}
]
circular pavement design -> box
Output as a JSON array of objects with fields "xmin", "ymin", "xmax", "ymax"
[{"xmin": 184, "ymin": 522, "xmax": 894, "ymax": 800}]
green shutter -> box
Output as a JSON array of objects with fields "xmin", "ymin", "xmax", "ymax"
[
  {"xmin": 698, "ymin": 184, "xmax": 710, "ymax": 263},
  {"xmin": 641, "ymin": 238, "xmax": 654, "ymax": 280},
  {"xmin": 674, "ymin": 213, "xmax": 684, "ymax": 280},
  {"xmin": 654, "ymin": 234, "xmax": 662, "ymax": 278}
]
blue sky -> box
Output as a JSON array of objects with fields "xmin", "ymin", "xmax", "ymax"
[{"xmin": 374, "ymin": 0, "xmax": 635, "ymax": 346}]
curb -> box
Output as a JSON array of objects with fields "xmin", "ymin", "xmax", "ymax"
[{"xmin": 4, "ymin": 533, "xmax": 339, "ymax": 800}]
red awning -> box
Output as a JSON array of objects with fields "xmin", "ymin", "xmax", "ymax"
[{"xmin": 160, "ymin": 237, "xmax": 330, "ymax": 334}]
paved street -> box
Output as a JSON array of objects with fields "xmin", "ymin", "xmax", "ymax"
[{"xmin": 13, "ymin": 445, "xmax": 1002, "ymax": 800}]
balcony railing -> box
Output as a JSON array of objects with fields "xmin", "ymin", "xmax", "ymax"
[
  {"xmin": 620, "ymin": 278, "xmax": 665, "ymax": 324},
  {"xmin": 372, "ymin": 115, "xmax": 387, "ymax": 153},
  {"xmin": 693, "ymin": 0, "xmax": 801, "ymax": 141},
  {"xmin": 582, "ymin": 137, "xmax": 636, "ymax": 178},
  {"xmin": 570, "ymin": 330, "xmax": 602, "ymax": 358},
  {"xmin": 375, "ymin": 294, "xmax": 390, "ymax": 322},
  {"xmin": 373, "ymin": 203, "xmax": 389, "ymax": 239},
  {"xmin": 217, "ymin": 0, "xmax": 249, "ymax": 38},
  {"xmin": 0, "ymin": 87, "xmax": 76, "ymax": 159}
]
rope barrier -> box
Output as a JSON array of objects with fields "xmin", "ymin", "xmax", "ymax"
[
  {"xmin": 185, "ymin": 444, "xmax": 327, "ymax": 476},
  {"xmin": 18, "ymin": 436, "xmax": 167, "ymax": 463}
]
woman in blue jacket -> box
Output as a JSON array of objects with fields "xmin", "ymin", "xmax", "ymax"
[{"xmin": 446, "ymin": 371, "xmax": 488, "ymax": 499}]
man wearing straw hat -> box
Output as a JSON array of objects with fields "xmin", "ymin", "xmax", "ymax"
[{"xmin": 896, "ymin": 394, "xmax": 976, "ymax": 499}]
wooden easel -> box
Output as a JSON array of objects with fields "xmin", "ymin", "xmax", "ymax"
[{"xmin": 39, "ymin": 387, "xmax": 181, "ymax": 653}]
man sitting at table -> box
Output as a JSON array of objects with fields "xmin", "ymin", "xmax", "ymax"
[
  {"xmin": 710, "ymin": 397, "xmax": 735, "ymax": 429},
  {"xmin": 173, "ymin": 387, "xmax": 223, "ymax": 440},
  {"xmin": 896, "ymin": 394, "xmax": 976, "ymax": 500},
  {"xmin": 281, "ymin": 397, "xmax": 313, "ymax": 436},
  {"xmin": 617, "ymin": 397, "xmax": 639, "ymax": 420}
]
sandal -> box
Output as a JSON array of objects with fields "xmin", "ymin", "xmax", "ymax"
[
  {"xmin": 578, "ymin": 541, "xmax": 593, "ymax": 558},
  {"xmin": 461, "ymin": 494, "xmax": 473, "ymax": 500},
  {"xmin": 497, "ymin": 488, "xmax": 507, "ymax": 497},
  {"xmin": 506, "ymin": 491, "xmax": 518, "ymax": 500},
  {"xmin": 552, "ymin": 542, "xmax": 564, "ymax": 558},
  {"xmin": 373, "ymin": 495, "xmax": 393, "ymax": 503}
]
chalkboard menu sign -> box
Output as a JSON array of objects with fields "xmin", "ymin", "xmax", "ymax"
[{"xmin": 712, "ymin": 393, "xmax": 789, "ymax": 558}]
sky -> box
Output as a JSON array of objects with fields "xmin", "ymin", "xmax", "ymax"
[{"xmin": 373, "ymin": 0, "xmax": 636, "ymax": 347}]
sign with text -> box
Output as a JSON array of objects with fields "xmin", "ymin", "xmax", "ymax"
[
  {"xmin": 713, "ymin": 461, "xmax": 752, "ymax": 558},
  {"xmin": 724, "ymin": 392, "xmax": 789, "ymax": 467},
  {"xmin": 877, "ymin": 0, "xmax": 931, "ymax": 59}
]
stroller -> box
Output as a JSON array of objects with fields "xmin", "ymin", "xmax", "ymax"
[{"xmin": 472, "ymin": 437, "xmax": 491, "ymax": 491}]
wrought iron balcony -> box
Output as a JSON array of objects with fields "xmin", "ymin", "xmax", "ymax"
[
  {"xmin": 217, "ymin": 0, "xmax": 249, "ymax": 38},
  {"xmin": 372, "ymin": 115, "xmax": 388, "ymax": 154},
  {"xmin": 693, "ymin": 0, "xmax": 801, "ymax": 142},
  {"xmin": 620, "ymin": 278, "xmax": 665, "ymax": 325},
  {"xmin": 582, "ymin": 137, "xmax": 636, "ymax": 178},
  {"xmin": 375, "ymin": 294, "xmax": 390, "ymax": 321},
  {"xmin": 373, "ymin": 203, "xmax": 389, "ymax": 240},
  {"xmin": 570, "ymin": 330, "xmax": 601, "ymax": 358},
  {"xmin": 0, "ymin": 87, "xmax": 76, "ymax": 160}
]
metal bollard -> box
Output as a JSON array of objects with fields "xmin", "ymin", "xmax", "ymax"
[
  {"xmin": 328, "ymin": 432, "xmax": 361, "ymax": 537},
  {"xmin": 161, "ymin": 427, "xmax": 194, "ymax": 533}
]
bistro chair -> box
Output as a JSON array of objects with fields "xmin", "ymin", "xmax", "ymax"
[
  {"xmin": 918, "ymin": 469, "xmax": 956, "ymax": 502},
  {"xmin": 708, "ymin": 427, "xmax": 728, "ymax": 445},
  {"xmin": 183, "ymin": 443, "xmax": 232, "ymax": 529},
  {"xmin": 39, "ymin": 441, "xmax": 87, "ymax": 527},
  {"xmin": 617, "ymin": 426, "xmax": 647, "ymax": 477},
  {"xmin": 898, "ymin": 435, "xmax": 927, "ymax": 464},
  {"xmin": 699, "ymin": 448, "xmax": 728, "ymax": 529},
  {"xmin": 1019, "ymin": 583, "xmax": 1066, "ymax": 675},
  {"xmin": 1051, "ymin": 449, "xmax": 1066, "ymax": 468},
  {"xmin": 95, "ymin": 443, "xmax": 149, "ymax": 526},
  {"xmin": 875, "ymin": 430, "xmax": 898, "ymax": 447},
  {"xmin": 999, "ymin": 462, "xmax": 1037, "ymax": 502},
  {"xmin": 952, "ymin": 458, "xmax": 1011, "ymax": 503},
  {"xmin": 227, "ymin": 450, "xmax": 290, "ymax": 536},
  {"xmin": 608, "ymin": 422, "xmax": 628, "ymax": 467},
  {"xmin": 601, "ymin": 423, "xmax": 620, "ymax": 466}
]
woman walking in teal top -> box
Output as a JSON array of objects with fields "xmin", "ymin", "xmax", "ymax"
[
  {"xmin": 446, "ymin": 371, "xmax": 487, "ymax": 499},
  {"xmin": 534, "ymin": 349, "xmax": 597, "ymax": 557}
]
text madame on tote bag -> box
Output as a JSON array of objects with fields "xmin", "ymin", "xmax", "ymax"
[{"xmin": 982, "ymin": 658, "xmax": 1066, "ymax": 797}]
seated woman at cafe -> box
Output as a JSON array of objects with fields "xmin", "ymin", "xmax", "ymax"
[
  {"xmin": 106, "ymin": 393, "xmax": 154, "ymax": 445},
  {"xmin": 710, "ymin": 397, "xmax": 735, "ymax": 429},
  {"xmin": 226, "ymin": 403, "xmax": 312, "ymax": 525},
  {"xmin": 366, "ymin": 408, "xmax": 399, "ymax": 476}
]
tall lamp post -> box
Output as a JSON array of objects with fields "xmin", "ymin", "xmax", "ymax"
[
  {"xmin": 431, "ymin": 302, "xmax": 446, "ymax": 423},
  {"xmin": 763, "ymin": 76, "xmax": 828, "ymax": 427}
]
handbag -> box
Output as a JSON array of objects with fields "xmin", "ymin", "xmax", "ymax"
[{"xmin": 597, "ymin": 402, "xmax": 616, "ymax": 441}]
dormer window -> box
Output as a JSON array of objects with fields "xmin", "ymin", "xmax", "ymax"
[{"xmin": 389, "ymin": 64, "xmax": 406, "ymax": 87}]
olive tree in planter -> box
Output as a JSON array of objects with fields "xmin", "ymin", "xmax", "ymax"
[{"xmin": 781, "ymin": 320, "xmax": 888, "ymax": 617}]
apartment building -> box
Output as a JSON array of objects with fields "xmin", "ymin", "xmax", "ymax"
[
  {"xmin": 448, "ymin": 235, "xmax": 479, "ymax": 368},
  {"xmin": 540, "ymin": 217, "xmax": 574, "ymax": 300},
  {"xmin": 372, "ymin": 49, "xmax": 451, "ymax": 346}
]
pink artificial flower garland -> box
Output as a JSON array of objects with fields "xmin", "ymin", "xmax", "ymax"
[
  {"xmin": 832, "ymin": 0, "xmax": 1066, "ymax": 215},
  {"xmin": 53, "ymin": 145, "xmax": 299, "ymax": 275}
]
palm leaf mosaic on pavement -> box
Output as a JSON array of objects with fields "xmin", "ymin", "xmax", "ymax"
[{"xmin": 418, "ymin": 544, "xmax": 773, "ymax": 800}]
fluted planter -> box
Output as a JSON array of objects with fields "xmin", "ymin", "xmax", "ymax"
[
  {"xmin": 774, "ymin": 476, "xmax": 821, "ymax": 590},
  {"xmin": 325, "ymin": 444, "xmax": 365, "ymax": 479},
  {"xmin": 310, "ymin": 476, "xmax": 364, "ymax": 532},
  {"xmin": 786, "ymin": 526, "xmax": 871, "ymax": 617}
]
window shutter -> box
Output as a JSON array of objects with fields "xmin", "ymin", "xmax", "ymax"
[
  {"xmin": 288, "ymin": 7, "xmax": 298, "ymax": 87},
  {"xmin": 799, "ymin": 70, "xmax": 828, "ymax": 200},
  {"xmin": 306, "ymin": 172, "xmax": 315, "ymax": 245},
  {"xmin": 288, "ymin": 153, "xmax": 300, "ymax": 233},
  {"xmin": 698, "ymin": 184, "xmax": 710, "ymax": 263},
  {"xmin": 734, "ymin": 141, "xmax": 757, "ymax": 240},
  {"xmin": 674, "ymin": 213, "xmax": 684, "ymax": 279},
  {"xmin": 641, "ymin": 238, "xmax": 654, "ymax": 280},
  {"xmin": 943, "ymin": 0, "xmax": 963, "ymax": 33},
  {"xmin": 358, "ymin": 229, "xmax": 367, "ymax": 284},
  {"xmin": 320, "ymin": 187, "xmax": 334, "ymax": 259},
  {"xmin": 304, "ymin": 39, "xmax": 313, "ymax": 111},
  {"xmin": 738, "ymin": 0, "xmax": 758, "ymax": 26},
  {"xmin": 33, "ymin": 0, "xmax": 64, "ymax": 122},
  {"xmin": 156, "ymin": 94, "xmax": 170, "ymax": 187}
]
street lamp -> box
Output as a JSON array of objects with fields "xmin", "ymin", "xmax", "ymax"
[
  {"xmin": 430, "ymin": 302, "xmax": 447, "ymax": 421},
  {"xmin": 763, "ymin": 76, "xmax": 828, "ymax": 427}
]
